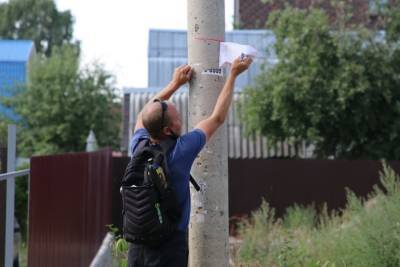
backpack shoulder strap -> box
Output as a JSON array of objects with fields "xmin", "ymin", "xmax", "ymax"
[
  {"xmin": 132, "ymin": 138, "xmax": 150, "ymax": 157},
  {"xmin": 189, "ymin": 175, "xmax": 201, "ymax": 191},
  {"xmin": 159, "ymin": 138, "xmax": 201, "ymax": 192},
  {"xmin": 122, "ymin": 138, "xmax": 151, "ymax": 186},
  {"xmin": 157, "ymin": 138, "xmax": 176, "ymax": 178}
]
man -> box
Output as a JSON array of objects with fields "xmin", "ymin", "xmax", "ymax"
[{"xmin": 128, "ymin": 56, "xmax": 252, "ymax": 267}]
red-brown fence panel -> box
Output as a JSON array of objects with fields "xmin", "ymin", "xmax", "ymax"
[
  {"xmin": 111, "ymin": 158, "xmax": 400, "ymax": 235},
  {"xmin": 229, "ymin": 159, "xmax": 400, "ymax": 218},
  {"xmin": 28, "ymin": 149, "xmax": 112, "ymax": 267}
]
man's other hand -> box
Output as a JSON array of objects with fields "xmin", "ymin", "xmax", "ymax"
[
  {"xmin": 230, "ymin": 56, "xmax": 253, "ymax": 78},
  {"xmin": 173, "ymin": 65, "xmax": 193, "ymax": 87}
]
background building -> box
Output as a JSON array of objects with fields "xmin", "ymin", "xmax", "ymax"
[
  {"xmin": 0, "ymin": 40, "xmax": 35, "ymax": 120},
  {"xmin": 234, "ymin": 0, "xmax": 388, "ymax": 29}
]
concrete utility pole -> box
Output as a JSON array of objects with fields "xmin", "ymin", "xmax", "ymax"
[{"xmin": 187, "ymin": 1, "xmax": 228, "ymax": 266}]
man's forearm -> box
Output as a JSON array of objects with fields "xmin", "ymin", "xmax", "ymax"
[
  {"xmin": 211, "ymin": 74, "xmax": 236, "ymax": 123},
  {"xmin": 152, "ymin": 81, "xmax": 180, "ymax": 102},
  {"xmin": 194, "ymin": 57, "xmax": 251, "ymax": 141}
]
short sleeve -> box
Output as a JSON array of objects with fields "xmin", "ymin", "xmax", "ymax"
[
  {"xmin": 180, "ymin": 129, "xmax": 206, "ymax": 157},
  {"xmin": 130, "ymin": 128, "xmax": 149, "ymax": 155},
  {"xmin": 170, "ymin": 129, "xmax": 206, "ymax": 171}
]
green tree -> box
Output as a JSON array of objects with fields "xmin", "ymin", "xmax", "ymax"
[
  {"xmin": 10, "ymin": 45, "xmax": 121, "ymax": 156},
  {"xmin": 0, "ymin": 0, "xmax": 76, "ymax": 56},
  {"xmin": 242, "ymin": 5, "xmax": 400, "ymax": 159},
  {"xmin": 0, "ymin": 119, "xmax": 10, "ymax": 147}
]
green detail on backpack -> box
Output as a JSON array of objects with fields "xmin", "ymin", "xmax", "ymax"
[{"xmin": 155, "ymin": 203, "xmax": 163, "ymax": 224}]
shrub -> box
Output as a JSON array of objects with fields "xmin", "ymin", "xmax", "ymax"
[
  {"xmin": 235, "ymin": 162, "xmax": 400, "ymax": 267},
  {"xmin": 242, "ymin": 4, "xmax": 400, "ymax": 159}
]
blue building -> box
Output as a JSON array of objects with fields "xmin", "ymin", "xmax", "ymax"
[{"xmin": 0, "ymin": 40, "xmax": 35, "ymax": 120}]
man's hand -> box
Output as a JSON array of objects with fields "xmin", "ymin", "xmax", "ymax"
[
  {"xmin": 172, "ymin": 65, "xmax": 193, "ymax": 87},
  {"xmin": 230, "ymin": 56, "xmax": 253, "ymax": 78},
  {"xmin": 134, "ymin": 65, "xmax": 192, "ymax": 132}
]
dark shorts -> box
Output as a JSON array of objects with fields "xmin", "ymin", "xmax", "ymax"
[{"xmin": 128, "ymin": 231, "xmax": 188, "ymax": 267}]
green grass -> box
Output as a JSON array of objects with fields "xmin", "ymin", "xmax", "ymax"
[
  {"xmin": 18, "ymin": 242, "xmax": 28, "ymax": 267},
  {"xmin": 112, "ymin": 237, "xmax": 128, "ymax": 267},
  {"xmin": 234, "ymin": 162, "xmax": 400, "ymax": 267}
]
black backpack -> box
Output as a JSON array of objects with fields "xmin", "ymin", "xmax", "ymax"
[{"xmin": 121, "ymin": 138, "xmax": 199, "ymax": 247}]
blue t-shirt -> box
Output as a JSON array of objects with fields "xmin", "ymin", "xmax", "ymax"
[{"xmin": 130, "ymin": 128, "xmax": 206, "ymax": 231}]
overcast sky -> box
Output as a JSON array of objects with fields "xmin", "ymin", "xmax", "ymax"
[{"xmin": 54, "ymin": 0, "xmax": 234, "ymax": 90}]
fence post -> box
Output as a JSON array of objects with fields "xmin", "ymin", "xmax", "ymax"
[
  {"xmin": 4, "ymin": 125, "xmax": 16, "ymax": 267},
  {"xmin": 0, "ymin": 143, "xmax": 7, "ymax": 267},
  {"xmin": 86, "ymin": 130, "xmax": 99, "ymax": 152}
]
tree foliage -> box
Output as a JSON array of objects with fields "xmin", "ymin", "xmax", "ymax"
[
  {"xmin": 0, "ymin": 0, "xmax": 76, "ymax": 56},
  {"xmin": 9, "ymin": 45, "xmax": 121, "ymax": 156},
  {"xmin": 0, "ymin": 119, "xmax": 10, "ymax": 147},
  {"xmin": 242, "ymin": 4, "xmax": 400, "ymax": 159}
]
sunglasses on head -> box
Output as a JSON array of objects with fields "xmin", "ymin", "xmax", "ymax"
[{"xmin": 153, "ymin": 99, "xmax": 168, "ymax": 130}]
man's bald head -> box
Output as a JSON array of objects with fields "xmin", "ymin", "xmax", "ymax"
[{"xmin": 142, "ymin": 101, "xmax": 171, "ymax": 139}]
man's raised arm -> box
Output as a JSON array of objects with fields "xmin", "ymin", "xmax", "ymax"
[
  {"xmin": 134, "ymin": 65, "xmax": 192, "ymax": 131},
  {"xmin": 195, "ymin": 57, "xmax": 252, "ymax": 142}
]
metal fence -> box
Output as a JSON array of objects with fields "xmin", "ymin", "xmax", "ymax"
[
  {"xmin": 228, "ymin": 159, "xmax": 397, "ymax": 219},
  {"xmin": 110, "ymin": 156, "xmax": 394, "ymax": 237},
  {"xmin": 28, "ymin": 149, "xmax": 113, "ymax": 267},
  {"xmin": 0, "ymin": 125, "xmax": 29, "ymax": 267},
  {"xmin": 123, "ymin": 89, "xmax": 311, "ymax": 159}
]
